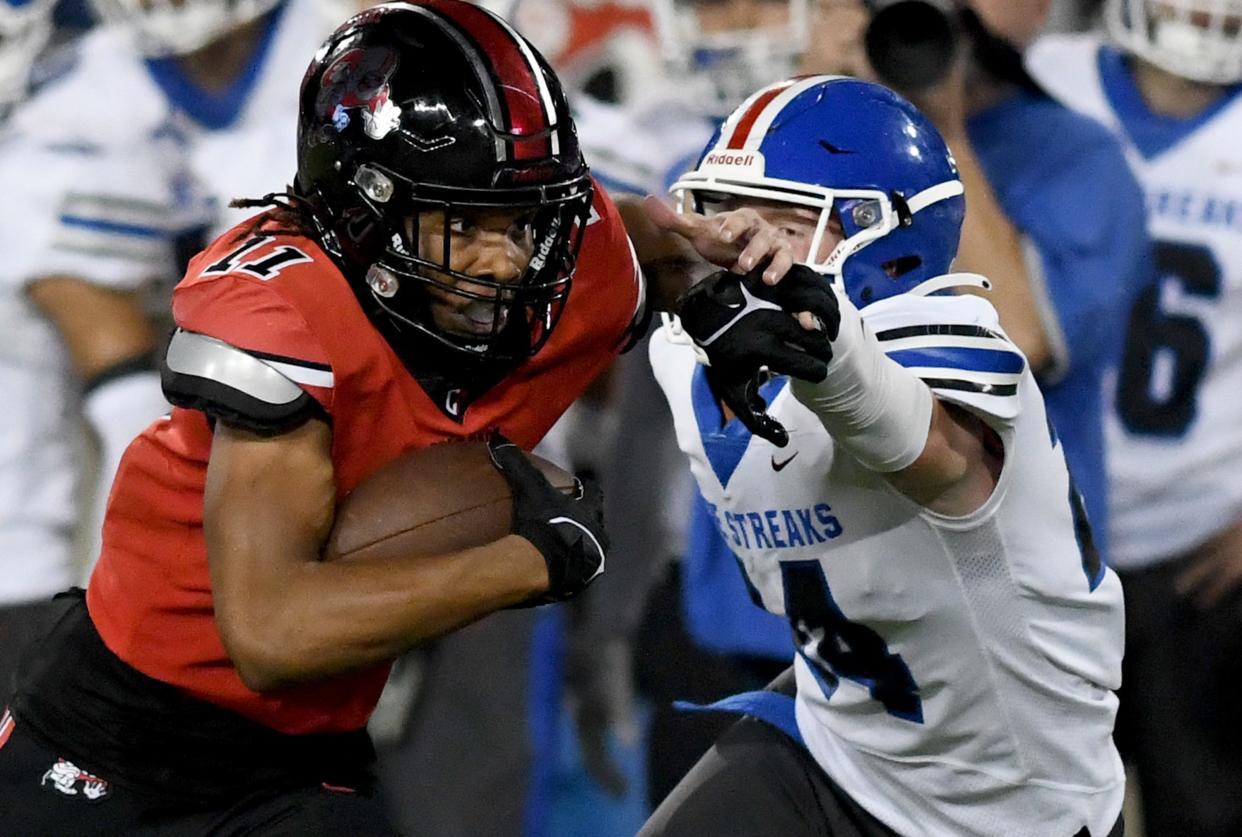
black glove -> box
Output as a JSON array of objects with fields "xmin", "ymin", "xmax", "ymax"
[
  {"xmin": 676, "ymin": 263, "xmax": 841, "ymax": 447},
  {"xmin": 488, "ymin": 434, "xmax": 608, "ymax": 604}
]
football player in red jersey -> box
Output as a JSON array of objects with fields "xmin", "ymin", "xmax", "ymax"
[{"xmin": 0, "ymin": 1, "xmax": 829, "ymax": 831}]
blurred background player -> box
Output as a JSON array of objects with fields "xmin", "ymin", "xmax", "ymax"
[
  {"xmin": 1028, "ymin": 2, "xmax": 1242, "ymax": 834},
  {"xmin": 8, "ymin": 0, "xmax": 337, "ymax": 568},
  {"xmin": 0, "ymin": 0, "xmax": 64, "ymax": 703},
  {"xmin": 641, "ymin": 75, "xmax": 1126, "ymax": 837}
]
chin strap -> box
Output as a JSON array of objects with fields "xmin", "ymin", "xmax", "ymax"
[{"xmin": 904, "ymin": 272, "xmax": 992, "ymax": 298}]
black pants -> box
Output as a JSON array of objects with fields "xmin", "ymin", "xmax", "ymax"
[
  {"xmin": 0, "ymin": 592, "xmax": 399, "ymax": 836},
  {"xmin": 634, "ymin": 562, "xmax": 788, "ymax": 809},
  {"xmin": 1115, "ymin": 558, "xmax": 1242, "ymax": 837},
  {"xmin": 0, "ymin": 708, "xmax": 395, "ymax": 836},
  {"xmin": 637, "ymin": 670, "xmax": 900, "ymax": 837},
  {"xmin": 639, "ymin": 670, "xmax": 1124, "ymax": 837},
  {"xmin": 0, "ymin": 597, "xmax": 59, "ymax": 705}
]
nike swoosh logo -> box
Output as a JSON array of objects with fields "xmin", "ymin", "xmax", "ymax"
[{"xmin": 771, "ymin": 452, "xmax": 799, "ymax": 471}]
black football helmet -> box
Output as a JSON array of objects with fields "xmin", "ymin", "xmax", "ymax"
[{"xmin": 296, "ymin": 0, "xmax": 593, "ymax": 366}]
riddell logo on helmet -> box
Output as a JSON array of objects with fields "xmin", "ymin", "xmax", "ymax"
[
  {"xmin": 529, "ymin": 215, "xmax": 562, "ymax": 273},
  {"xmin": 701, "ymin": 150, "xmax": 765, "ymax": 173}
]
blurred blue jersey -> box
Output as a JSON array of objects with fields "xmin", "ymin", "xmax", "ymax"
[
  {"xmin": 682, "ymin": 492, "xmax": 792, "ymax": 659},
  {"xmin": 967, "ymin": 90, "xmax": 1151, "ymax": 562}
]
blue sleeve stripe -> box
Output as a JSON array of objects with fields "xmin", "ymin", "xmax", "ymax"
[
  {"xmin": 887, "ymin": 345, "xmax": 1025, "ymax": 376},
  {"xmin": 58, "ymin": 214, "xmax": 166, "ymax": 239}
]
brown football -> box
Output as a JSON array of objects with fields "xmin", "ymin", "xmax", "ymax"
[{"xmin": 323, "ymin": 440, "xmax": 576, "ymax": 562}]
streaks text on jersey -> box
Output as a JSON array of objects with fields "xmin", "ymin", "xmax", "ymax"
[{"xmin": 705, "ymin": 500, "xmax": 843, "ymax": 551}]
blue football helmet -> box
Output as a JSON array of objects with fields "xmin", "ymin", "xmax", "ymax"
[{"xmin": 670, "ymin": 75, "xmax": 966, "ymax": 309}]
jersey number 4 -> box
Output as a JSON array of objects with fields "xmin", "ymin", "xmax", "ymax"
[
  {"xmin": 1117, "ymin": 240, "xmax": 1221, "ymax": 437},
  {"xmin": 781, "ymin": 561, "xmax": 924, "ymax": 723}
]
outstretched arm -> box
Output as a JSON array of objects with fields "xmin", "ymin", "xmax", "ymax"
[
  {"xmin": 615, "ymin": 194, "xmax": 798, "ymax": 311},
  {"xmin": 788, "ymin": 293, "xmax": 1002, "ymax": 516}
]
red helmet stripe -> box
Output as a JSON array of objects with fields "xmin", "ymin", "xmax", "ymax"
[
  {"xmin": 725, "ymin": 80, "xmax": 798, "ymax": 150},
  {"xmin": 426, "ymin": 0, "xmax": 553, "ymax": 161},
  {"xmin": 0, "ymin": 710, "xmax": 13, "ymax": 751}
]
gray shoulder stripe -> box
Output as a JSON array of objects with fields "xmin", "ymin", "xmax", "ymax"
[{"xmin": 165, "ymin": 329, "xmax": 314, "ymax": 406}]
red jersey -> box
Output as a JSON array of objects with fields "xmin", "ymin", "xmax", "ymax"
[{"xmin": 86, "ymin": 183, "xmax": 641, "ymax": 735}]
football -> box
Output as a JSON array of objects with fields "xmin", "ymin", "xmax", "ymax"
[{"xmin": 323, "ymin": 440, "xmax": 577, "ymax": 562}]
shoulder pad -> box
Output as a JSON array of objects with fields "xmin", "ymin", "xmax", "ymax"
[
  {"xmin": 161, "ymin": 329, "xmax": 329, "ymax": 435},
  {"xmin": 864, "ymin": 293, "xmax": 1026, "ymax": 424}
]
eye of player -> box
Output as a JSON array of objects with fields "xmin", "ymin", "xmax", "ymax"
[
  {"xmin": 446, "ymin": 209, "xmax": 537, "ymax": 245},
  {"xmin": 697, "ymin": 193, "xmax": 844, "ymax": 261}
]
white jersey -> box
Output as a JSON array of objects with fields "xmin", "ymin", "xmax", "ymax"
[
  {"xmin": 0, "ymin": 0, "xmax": 337, "ymax": 602},
  {"xmin": 9, "ymin": 0, "xmax": 336, "ymax": 286},
  {"xmin": 572, "ymin": 91, "xmax": 717, "ymax": 196},
  {"xmin": 0, "ymin": 136, "xmax": 80, "ymax": 602},
  {"xmin": 650, "ymin": 283, "xmax": 1125, "ymax": 837},
  {"xmin": 1028, "ymin": 34, "xmax": 1242, "ymax": 568}
]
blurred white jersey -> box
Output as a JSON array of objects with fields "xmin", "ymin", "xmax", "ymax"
[
  {"xmin": 9, "ymin": 0, "xmax": 337, "ymax": 287},
  {"xmin": 572, "ymin": 91, "xmax": 716, "ymax": 197},
  {"xmin": 0, "ymin": 0, "xmax": 338, "ymax": 602},
  {"xmin": 1028, "ymin": 34, "xmax": 1242, "ymax": 568},
  {"xmin": 650, "ymin": 283, "xmax": 1125, "ymax": 836},
  {"xmin": 0, "ymin": 137, "xmax": 80, "ymax": 601}
]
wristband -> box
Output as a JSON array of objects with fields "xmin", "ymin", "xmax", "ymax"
[{"xmin": 789, "ymin": 292, "xmax": 932, "ymax": 473}]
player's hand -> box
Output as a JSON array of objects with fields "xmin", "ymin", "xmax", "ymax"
[
  {"xmin": 642, "ymin": 195, "xmax": 797, "ymax": 284},
  {"xmin": 1175, "ymin": 520, "xmax": 1242, "ymax": 610},
  {"xmin": 488, "ymin": 434, "xmax": 608, "ymax": 604},
  {"xmin": 676, "ymin": 264, "xmax": 841, "ymax": 446}
]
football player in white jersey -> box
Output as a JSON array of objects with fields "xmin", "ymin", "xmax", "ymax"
[
  {"xmin": 1026, "ymin": 3, "xmax": 1242, "ymax": 834},
  {"xmin": 1, "ymin": 0, "xmax": 336, "ymax": 584},
  {"xmin": 570, "ymin": 0, "xmax": 1148, "ymax": 815},
  {"xmin": 636, "ymin": 76, "xmax": 1126, "ymax": 837}
]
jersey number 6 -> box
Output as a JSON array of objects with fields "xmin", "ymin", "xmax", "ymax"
[{"xmin": 1117, "ymin": 240, "xmax": 1221, "ymax": 437}]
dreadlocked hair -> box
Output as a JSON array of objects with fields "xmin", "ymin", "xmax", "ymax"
[{"xmin": 228, "ymin": 191, "xmax": 320, "ymax": 243}]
